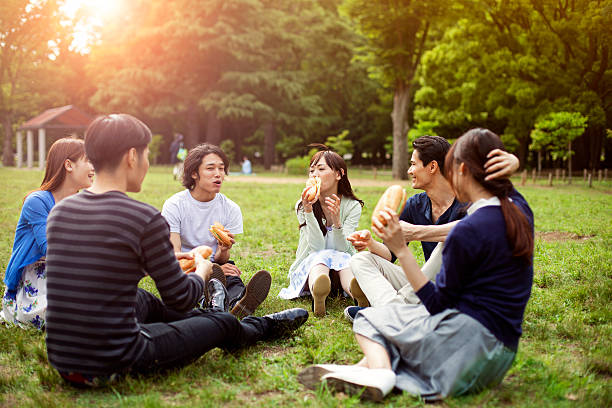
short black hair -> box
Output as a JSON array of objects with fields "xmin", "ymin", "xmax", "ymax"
[
  {"xmin": 85, "ymin": 114, "xmax": 152, "ymax": 172},
  {"xmin": 412, "ymin": 135, "xmax": 451, "ymax": 174},
  {"xmin": 182, "ymin": 143, "xmax": 229, "ymax": 190}
]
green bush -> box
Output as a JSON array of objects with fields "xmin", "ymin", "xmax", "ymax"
[
  {"xmin": 285, "ymin": 155, "xmax": 310, "ymax": 175},
  {"xmin": 220, "ymin": 139, "xmax": 236, "ymax": 166}
]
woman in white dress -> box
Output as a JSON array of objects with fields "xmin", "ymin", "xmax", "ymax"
[
  {"xmin": 279, "ymin": 147, "xmax": 364, "ymax": 316},
  {"xmin": 1, "ymin": 137, "xmax": 94, "ymax": 329}
]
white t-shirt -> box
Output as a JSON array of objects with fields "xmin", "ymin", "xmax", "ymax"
[{"xmin": 161, "ymin": 190, "xmax": 243, "ymax": 261}]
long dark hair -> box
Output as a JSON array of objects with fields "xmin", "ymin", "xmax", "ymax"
[
  {"xmin": 298, "ymin": 145, "xmax": 363, "ymax": 236},
  {"xmin": 444, "ymin": 128, "xmax": 533, "ymax": 264},
  {"xmin": 24, "ymin": 137, "xmax": 86, "ymax": 201}
]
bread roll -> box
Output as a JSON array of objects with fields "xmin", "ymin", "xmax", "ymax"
[
  {"xmin": 304, "ymin": 176, "xmax": 321, "ymax": 201},
  {"xmin": 179, "ymin": 245, "xmax": 213, "ymax": 273},
  {"xmin": 209, "ymin": 222, "xmax": 232, "ymax": 247},
  {"xmin": 371, "ymin": 185, "xmax": 407, "ymax": 226}
]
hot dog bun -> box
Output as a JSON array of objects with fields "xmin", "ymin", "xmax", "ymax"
[
  {"xmin": 209, "ymin": 222, "xmax": 232, "ymax": 247},
  {"xmin": 179, "ymin": 245, "xmax": 213, "ymax": 273},
  {"xmin": 371, "ymin": 185, "xmax": 407, "ymax": 226},
  {"xmin": 304, "ymin": 176, "xmax": 321, "ymax": 201}
]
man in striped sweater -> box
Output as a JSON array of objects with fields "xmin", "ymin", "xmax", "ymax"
[{"xmin": 45, "ymin": 114, "xmax": 308, "ymax": 386}]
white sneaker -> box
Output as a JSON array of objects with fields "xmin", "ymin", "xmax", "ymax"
[
  {"xmin": 297, "ymin": 364, "xmax": 368, "ymax": 390},
  {"xmin": 322, "ymin": 368, "xmax": 396, "ymax": 402}
]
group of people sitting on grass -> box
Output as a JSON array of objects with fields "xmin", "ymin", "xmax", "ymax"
[{"xmin": 1, "ymin": 113, "xmax": 533, "ymax": 402}]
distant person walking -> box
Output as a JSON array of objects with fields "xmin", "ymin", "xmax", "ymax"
[
  {"xmin": 169, "ymin": 133, "xmax": 184, "ymax": 164},
  {"xmin": 170, "ymin": 133, "xmax": 186, "ymax": 180}
]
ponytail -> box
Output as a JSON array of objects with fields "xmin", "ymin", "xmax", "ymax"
[
  {"xmin": 446, "ymin": 128, "xmax": 533, "ymax": 264},
  {"xmin": 499, "ymin": 197, "xmax": 534, "ymax": 264}
]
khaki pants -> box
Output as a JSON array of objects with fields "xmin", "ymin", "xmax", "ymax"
[{"xmin": 349, "ymin": 243, "xmax": 444, "ymax": 306}]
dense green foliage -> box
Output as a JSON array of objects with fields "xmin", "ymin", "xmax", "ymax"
[
  {"xmin": 0, "ymin": 167, "xmax": 610, "ymax": 407},
  {"xmin": 1, "ymin": 1, "xmax": 610, "ymax": 172}
]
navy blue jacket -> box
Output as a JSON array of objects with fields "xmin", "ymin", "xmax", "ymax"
[{"xmin": 416, "ymin": 190, "xmax": 533, "ymax": 350}]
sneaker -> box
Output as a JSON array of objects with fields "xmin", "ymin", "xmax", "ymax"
[
  {"xmin": 311, "ymin": 274, "xmax": 331, "ymax": 317},
  {"xmin": 350, "ymin": 278, "xmax": 369, "ymax": 307},
  {"xmin": 344, "ymin": 306, "xmax": 366, "ymax": 323},
  {"xmin": 323, "ymin": 368, "xmax": 396, "ymax": 402},
  {"xmin": 206, "ymin": 278, "xmax": 229, "ymax": 312},
  {"xmin": 203, "ymin": 264, "xmax": 227, "ymax": 306},
  {"xmin": 230, "ymin": 270, "xmax": 271, "ymax": 319},
  {"xmin": 210, "ymin": 263, "xmax": 227, "ymax": 287},
  {"xmin": 298, "ymin": 364, "xmax": 369, "ymax": 390}
]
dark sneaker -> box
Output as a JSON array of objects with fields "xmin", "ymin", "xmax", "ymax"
[
  {"xmin": 210, "ymin": 263, "xmax": 227, "ymax": 287},
  {"xmin": 264, "ymin": 308, "xmax": 308, "ymax": 339},
  {"xmin": 343, "ymin": 306, "xmax": 366, "ymax": 323},
  {"xmin": 230, "ymin": 270, "xmax": 271, "ymax": 319},
  {"xmin": 207, "ymin": 278, "xmax": 229, "ymax": 312},
  {"xmin": 202, "ymin": 264, "xmax": 226, "ymax": 307}
]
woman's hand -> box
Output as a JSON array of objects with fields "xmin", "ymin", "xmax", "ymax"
[
  {"xmin": 325, "ymin": 194, "xmax": 341, "ymax": 228},
  {"xmin": 484, "ymin": 149, "xmax": 519, "ymax": 181},
  {"xmin": 372, "ymin": 208, "xmax": 409, "ymax": 256},
  {"xmin": 301, "ymin": 186, "xmax": 319, "ymax": 212},
  {"xmin": 347, "ymin": 230, "xmax": 373, "ymax": 252}
]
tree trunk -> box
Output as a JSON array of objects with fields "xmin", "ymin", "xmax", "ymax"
[
  {"xmin": 537, "ymin": 150, "xmax": 542, "ymax": 174},
  {"xmin": 391, "ymin": 81, "xmax": 410, "ymax": 180},
  {"xmin": 185, "ymin": 103, "xmax": 200, "ymax": 148},
  {"xmin": 2, "ymin": 113, "xmax": 15, "ymax": 167},
  {"xmin": 568, "ymin": 140, "xmax": 572, "ymax": 184},
  {"xmin": 263, "ymin": 121, "xmax": 276, "ymax": 170},
  {"xmin": 206, "ymin": 110, "xmax": 222, "ymax": 146}
]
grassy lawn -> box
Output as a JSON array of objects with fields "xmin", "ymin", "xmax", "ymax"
[{"xmin": 0, "ymin": 165, "xmax": 610, "ymax": 407}]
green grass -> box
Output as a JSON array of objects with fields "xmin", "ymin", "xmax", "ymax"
[{"xmin": 0, "ymin": 165, "xmax": 610, "ymax": 407}]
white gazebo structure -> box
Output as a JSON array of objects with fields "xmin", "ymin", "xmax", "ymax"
[{"xmin": 17, "ymin": 105, "xmax": 93, "ymax": 169}]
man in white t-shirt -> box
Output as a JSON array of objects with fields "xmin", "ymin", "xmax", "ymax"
[{"xmin": 162, "ymin": 144, "xmax": 271, "ymax": 318}]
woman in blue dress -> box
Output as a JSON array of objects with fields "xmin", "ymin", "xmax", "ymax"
[
  {"xmin": 299, "ymin": 129, "xmax": 534, "ymax": 401},
  {"xmin": 1, "ymin": 137, "xmax": 94, "ymax": 329}
]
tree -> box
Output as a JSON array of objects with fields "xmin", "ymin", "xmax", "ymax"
[
  {"xmin": 530, "ymin": 112, "xmax": 587, "ymax": 182},
  {"xmin": 325, "ymin": 130, "xmax": 353, "ymax": 158},
  {"xmin": 0, "ymin": 0, "xmax": 67, "ymax": 165},
  {"xmin": 341, "ymin": 0, "xmax": 448, "ymax": 179},
  {"xmin": 415, "ymin": 0, "xmax": 611, "ymax": 169}
]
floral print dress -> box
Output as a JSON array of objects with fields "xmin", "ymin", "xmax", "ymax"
[{"xmin": 1, "ymin": 260, "xmax": 47, "ymax": 330}]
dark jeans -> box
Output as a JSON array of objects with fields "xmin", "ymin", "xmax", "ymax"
[
  {"xmin": 130, "ymin": 289, "xmax": 270, "ymax": 374},
  {"xmin": 223, "ymin": 260, "xmax": 247, "ymax": 308}
]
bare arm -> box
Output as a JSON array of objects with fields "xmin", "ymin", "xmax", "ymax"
[
  {"xmin": 400, "ymin": 221, "xmax": 459, "ymax": 242},
  {"xmin": 170, "ymin": 232, "xmax": 182, "ymax": 252}
]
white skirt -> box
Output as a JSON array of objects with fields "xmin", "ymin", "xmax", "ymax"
[
  {"xmin": 278, "ymin": 249, "xmax": 351, "ymax": 299},
  {"xmin": 0, "ymin": 261, "xmax": 47, "ymax": 330}
]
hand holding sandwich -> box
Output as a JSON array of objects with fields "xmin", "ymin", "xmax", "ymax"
[
  {"xmin": 301, "ymin": 176, "xmax": 321, "ymax": 212},
  {"xmin": 372, "ymin": 208, "xmax": 408, "ymax": 257}
]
